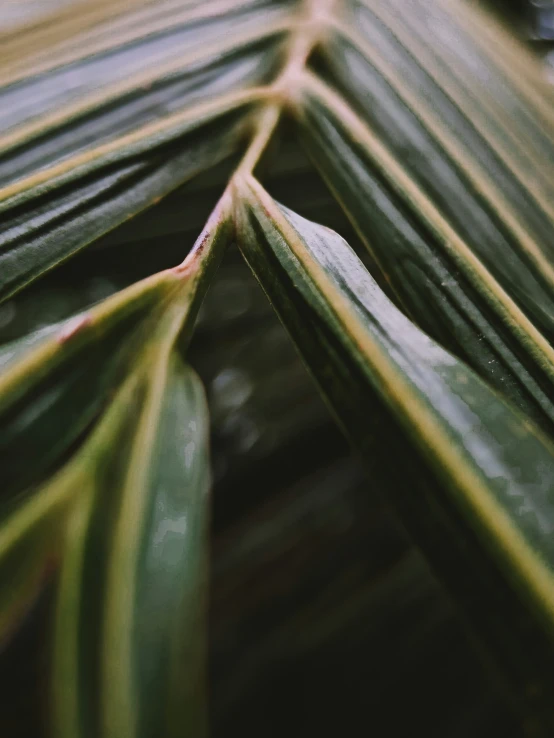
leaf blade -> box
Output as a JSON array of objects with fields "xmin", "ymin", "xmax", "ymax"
[
  {"xmin": 0, "ymin": 192, "xmax": 229, "ymax": 509},
  {"xmin": 235, "ymin": 176, "xmax": 554, "ymax": 728},
  {"xmin": 294, "ymin": 72, "xmax": 554, "ymax": 435},
  {"xmin": 51, "ymin": 354, "xmax": 211, "ymax": 738}
]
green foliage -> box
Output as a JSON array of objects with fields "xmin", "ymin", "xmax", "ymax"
[{"xmin": 1, "ymin": 0, "xmax": 554, "ymax": 735}]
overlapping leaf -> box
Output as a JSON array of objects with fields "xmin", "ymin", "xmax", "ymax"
[
  {"xmin": 293, "ymin": 73, "xmax": 554, "ymax": 435},
  {"xmin": 0, "ymin": 0, "xmax": 293, "ymax": 302},
  {"xmin": 51, "ymin": 352, "xmax": 210, "ymax": 738},
  {"xmin": 2, "ymin": 0, "xmax": 554, "ymax": 734},
  {"xmin": 0, "ymin": 196, "xmax": 229, "ymax": 647},
  {"xmin": 235, "ymin": 176, "xmax": 554, "ymax": 729}
]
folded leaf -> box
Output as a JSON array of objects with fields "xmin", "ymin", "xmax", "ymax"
[
  {"xmin": 0, "ymin": 96, "xmax": 247, "ymax": 302},
  {"xmin": 327, "ymin": 1, "xmax": 554, "ymax": 342},
  {"xmin": 51, "ymin": 353, "xmax": 210, "ymax": 738},
  {"xmin": 351, "ymin": 0, "xmax": 554, "ymax": 201},
  {"xmin": 0, "ymin": 20, "xmax": 283, "ymax": 186},
  {"xmin": 0, "ymin": 0, "xmax": 287, "ymax": 302},
  {"xmin": 0, "ymin": 0, "xmax": 288, "ymax": 101},
  {"xmin": 0, "ymin": 193, "xmax": 229, "ymax": 502},
  {"xmin": 235, "ymin": 175, "xmax": 554, "ymax": 730},
  {"xmin": 0, "ymin": 198, "xmax": 228, "ymax": 712},
  {"xmin": 1, "ymin": 0, "xmax": 554, "ymax": 732},
  {"xmin": 294, "ymin": 74, "xmax": 554, "ymax": 436}
]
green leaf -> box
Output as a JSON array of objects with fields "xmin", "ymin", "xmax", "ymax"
[
  {"xmin": 0, "ymin": 195, "xmax": 228, "ymax": 715},
  {"xmin": 293, "ymin": 73, "xmax": 554, "ymax": 436},
  {"xmin": 50, "ymin": 353, "xmax": 210, "ymax": 738},
  {"xmin": 0, "ymin": 192, "xmax": 229, "ymax": 521},
  {"xmin": 0, "ymin": 272, "xmax": 172, "ymax": 501},
  {"xmin": 0, "ymin": 0, "xmax": 289, "ymax": 105},
  {"xmin": 0, "ymin": 14, "xmax": 285, "ymax": 186},
  {"xmin": 373, "ymin": 0, "xmax": 554, "ymax": 140},
  {"xmin": 349, "ymin": 0, "xmax": 554, "ymax": 202},
  {"xmin": 235, "ymin": 174, "xmax": 554, "ymax": 729},
  {"xmin": 0, "ymin": 0, "xmax": 292, "ymax": 302},
  {"xmin": 2, "ymin": 0, "xmax": 554, "ymax": 732},
  {"xmin": 0, "ymin": 481, "xmax": 66, "ymax": 649},
  {"xmin": 0, "ymin": 96, "xmax": 247, "ymax": 302},
  {"xmin": 331, "ymin": 1, "xmax": 554, "ymax": 343}
]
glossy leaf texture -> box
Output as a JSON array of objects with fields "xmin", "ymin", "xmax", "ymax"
[
  {"xmin": 293, "ymin": 73, "xmax": 554, "ymax": 437},
  {"xmin": 0, "ymin": 102, "xmax": 242, "ymax": 302},
  {"xmin": 294, "ymin": 0, "xmax": 554, "ymax": 423},
  {"xmin": 235, "ymin": 176, "xmax": 554, "ymax": 730},
  {"xmin": 0, "ymin": 196, "xmax": 230, "ymax": 646},
  {"xmin": 0, "ymin": 0, "xmax": 293, "ymax": 302},
  {"xmin": 2, "ymin": 0, "xmax": 554, "ymax": 734},
  {"xmin": 51, "ymin": 353, "xmax": 210, "ymax": 738}
]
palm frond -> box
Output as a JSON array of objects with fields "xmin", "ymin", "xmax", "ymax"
[{"xmin": 1, "ymin": 0, "xmax": 554, "ymax": 735}]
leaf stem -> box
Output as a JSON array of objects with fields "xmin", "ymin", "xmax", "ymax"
[
  {"xmin": 232, "ymin": 0, "xmax": 339, "ymax": 179},
  {"xmin": 233, "ymin": 103, "xmax": 282, "ymax": 178}
]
